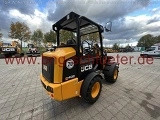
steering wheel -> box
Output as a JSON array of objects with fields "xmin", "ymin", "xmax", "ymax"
[
  {"xmin": 66, "ymin": 38, "xmax": 76, "ymax": 45},
  {"xmin": 81, "ymin": 40, "xmax": 93, "ymax": 55},
  {"xmin": 82, "ymin": 39, "xmax": 92, "ymax": 45}
]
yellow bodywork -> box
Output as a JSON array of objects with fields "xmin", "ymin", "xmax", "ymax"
[
  {"xmin": 42, "ymin": 47, "xmax": 76, "ymax": 83},
  {"xmin": 40, "ymin": 74, "xmax": 83, "ymax": 101},
  {"xmin": 40, "ymin": 47, "xmax": 83, "ymax": 101}
]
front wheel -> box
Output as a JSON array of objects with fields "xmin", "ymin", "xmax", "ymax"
[{"xmin": 81, "ymin": 76, "xmax": 102, "ymax": 104}]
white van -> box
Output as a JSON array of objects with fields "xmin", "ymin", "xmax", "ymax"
[{"xmin": 140, "ymin": 45, "xmax": 160, "ymax": 57}]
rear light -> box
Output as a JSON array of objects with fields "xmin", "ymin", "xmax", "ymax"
[
  {"xmin": 47, "ymin": 86, "xmax": 54, "ymax": 93},
  {"xmin": 51, "ymin": 94, "xmax": 54, "ymax": 98},
  {"xmin": 41, "ymin": 81, "xmax": 54, "ymax": 93}
]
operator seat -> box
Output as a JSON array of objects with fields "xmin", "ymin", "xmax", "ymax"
[
  {"xmin": 66, "ymin": 39, "xmax": 76, "ymax": 45},
  {"xmin": 94, "ymin": 43, "xmax": 101, "ymax": 56},
  {"xmin": 60, "ymin": 42, "xmax": 65, "ymax": 46}
]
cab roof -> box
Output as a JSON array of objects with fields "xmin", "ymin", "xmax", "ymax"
[{"xmin": 52, "ymin": 12, "xmax": 104, "ymax": 35}]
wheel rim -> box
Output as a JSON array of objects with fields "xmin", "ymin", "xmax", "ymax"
[
  {"xmin": 114, "ymin": 69, "xmax": 118, "ymax": 80},
  {"xmin": 91, "ymin": 82, "xmax": 100, "ymax": 98}
]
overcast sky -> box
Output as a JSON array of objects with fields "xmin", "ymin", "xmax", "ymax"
[{"xmin": 0, "ymin": 0, "xmax": 160, "ymax": 47}]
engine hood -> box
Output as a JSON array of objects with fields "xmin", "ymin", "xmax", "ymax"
[{"xmin": 43, "ymin": 47, "xmax": 76, "ymax": 60}]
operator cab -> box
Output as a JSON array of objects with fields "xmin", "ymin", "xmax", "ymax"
[
  {"xmin": 2, "ymin": 43, "xmax": 12, "ymax": 47},
  {"xmin": 51, "ymin": 12, "xmax": 110, "ymax": 80},
  {"xmin": 27, "ymin": 44, "xmax": 34, "ymax": 48}
]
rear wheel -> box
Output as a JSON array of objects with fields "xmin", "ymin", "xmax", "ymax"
[
  {"xmin": 113, "ymin": 69, "xmax": 118, "ymax": 80},
  {"xmin": 144, "ymin": 54, "xmax": 149, "ymax": 58},
  {"xmin": 4, "ymin": 54, "xmax": 12, "ymax": 58},
  {"xmin": 103, "ymin": 63, "xmax": 119, "ymax": 83},
  {"xmin": 141, "ymin": 54, "xmax": 148, "ymax": 58},
  {"xmin": 81, "ymin": 76, "xmax": 102, "ymax": 104}
]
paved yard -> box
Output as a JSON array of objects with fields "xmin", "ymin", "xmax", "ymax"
[{"xmin": 0, "ymin": 52, "xmax": 160, "ymax": 120}]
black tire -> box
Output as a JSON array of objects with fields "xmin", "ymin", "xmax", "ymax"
[
  {"xmin": 81, "ymin": 76, "xmax": 102, "ymax": 104},
  {"xmin": 20, "ymin": 53, "xmax": 24, "ymax": 57},
  {"xmin": 140, "ymin": 54, "xmax": 148, "ymax": 58},
  {"xmin": 15, "ymin": 54, "xmax": 20, "ymax": 58},
  {"xmin": 4, "ymin": 54, "xmax": 9, "ymax": 58},
  {"xmin": 103, "ymin": 63, "xmax": 119, "ymax": 83},
  {"xmin": 144, "ymin": 54, "xmax": 148, "ymax": 58},
  {"xmin": 4, "ymin": 54, "xmax": 12, "ymax": 58},
  {"xmin": 27, "ymin": 55, "xmax": 31, "ymax": 57}
]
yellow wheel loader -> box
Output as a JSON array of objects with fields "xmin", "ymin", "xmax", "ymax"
[
  {"xmin": 40, "ymin": 12, "xmax": 119, "ymax": 104},
  {"xmin": 26, "ymin": 43, "xmax": 40, "ymax": 57},
  {"xmin": 0, "ymin": 40, "xmax": 24, "ymax": 58}
]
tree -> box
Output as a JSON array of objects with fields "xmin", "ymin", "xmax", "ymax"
[
  {"xmin": 0, "ymin": 31, "xmax": 3, "ymax": 40},
  {"xmin": 8, "ymin": 21, "xmax": 31, "ymax": 50},
  {"xmin": 60, "ymin": 30, "xmax": 75, "ymax": 43},
  {"xmin": 124, "ymin": 44, "xmax": 134, "ymax": 52},
  {"xmin": 31, "ymin": 29, "xmax": 44, "ymax": 47},
  {"xmin": 137, "ymin": 34, "xmax": 156, "ymax": 48},
  {"xmin": 112, "ymin": 43, "xmax": 119, "ymax": 50},
  {"xmin": 155, "ymin": 35, "xmax": 160, "ymax": 43},
  {"xmin": 44, "ymin": 30, "xmax": 56, "ymax": 44},
  {"xmin": 125, "ymin": 44, "xmax": 130, "ymax": 49},
  {"xmin": 81, "ymin": 32, "xmax": 99, "ymax": 42},
  {"xmin": 88, "ymin": 32, "xmax": 99, "ymax": 42}
]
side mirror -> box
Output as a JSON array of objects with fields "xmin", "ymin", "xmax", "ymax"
[{"xmin": 105, "ymin": 21, "xmax": 112, "ymax": 32}]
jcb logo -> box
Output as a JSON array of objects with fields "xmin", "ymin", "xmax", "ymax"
[
  {"xmin": 66, "ymin": 59, "xmax": 74, "ymax": 69},
  {"xmin": 2, "ymin": 48, "xmax": 15, "ymax": 51},
  {"xmin": 81, "ymin": 64, "xmax": 93, "ymax": 72}
]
